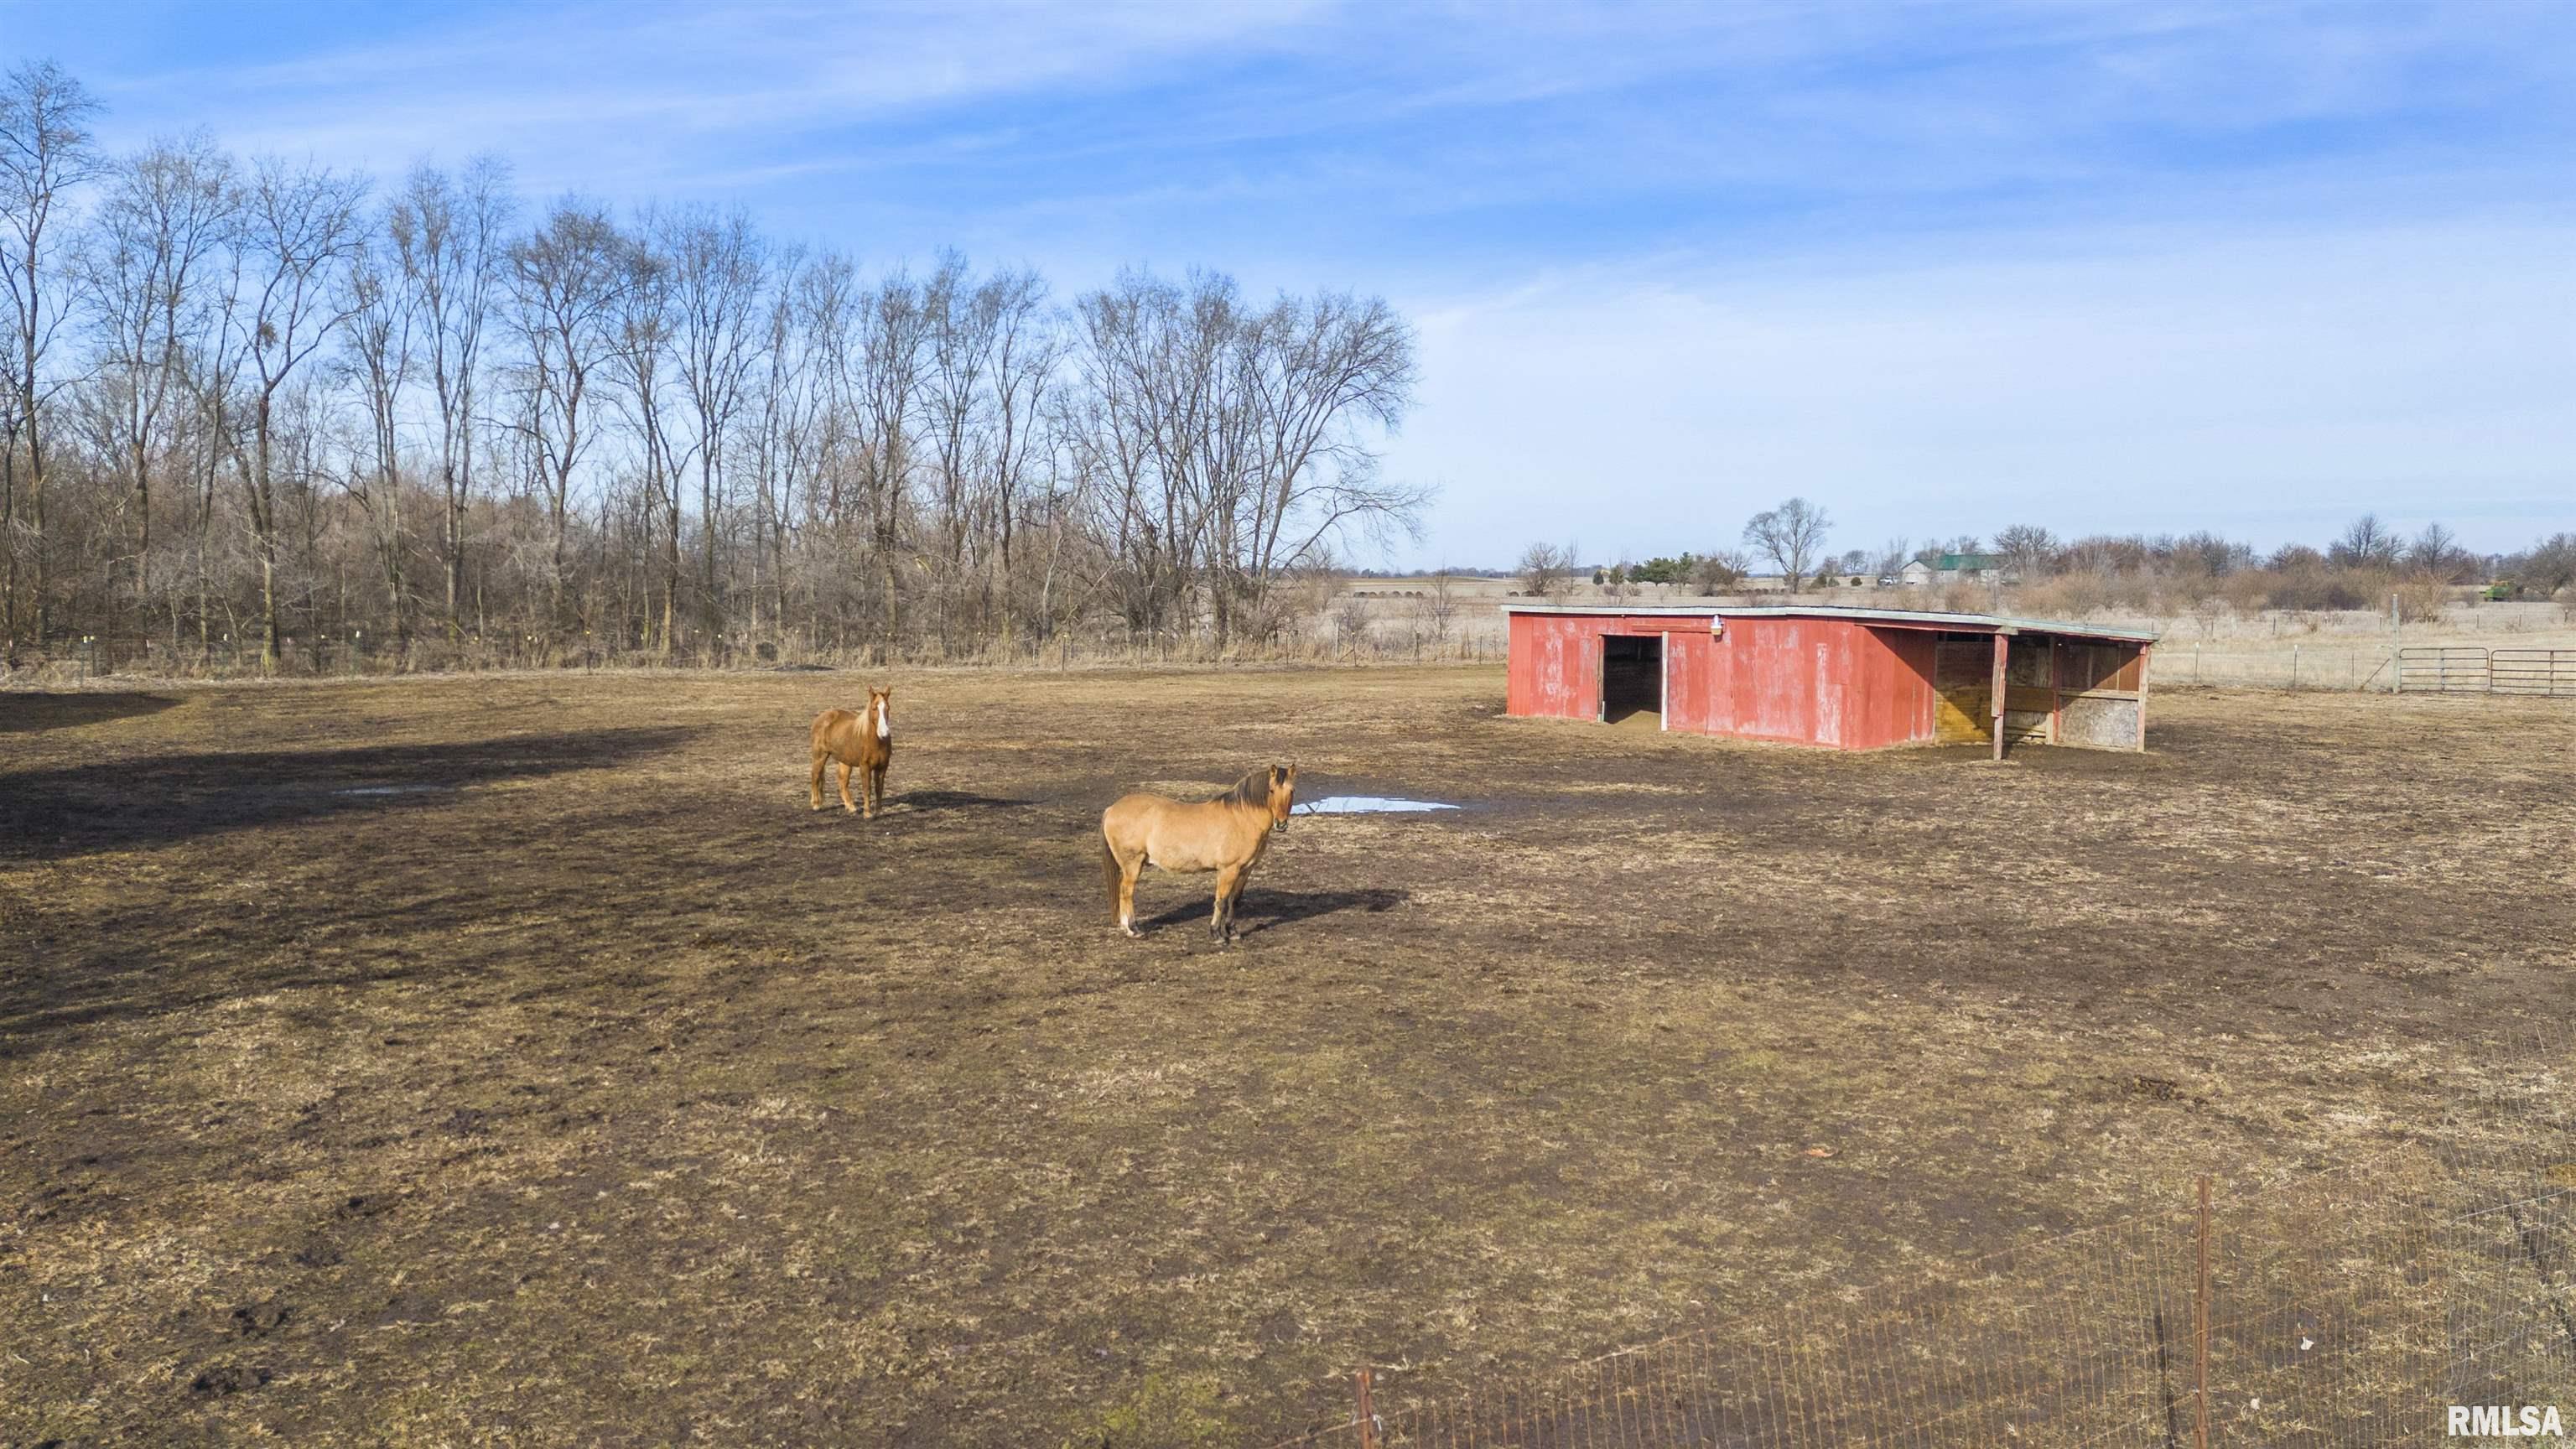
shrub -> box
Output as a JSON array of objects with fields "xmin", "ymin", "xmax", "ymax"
[{"xmin": 2394, "ymin": 577, "xmax": 2449, "ymax": 625}]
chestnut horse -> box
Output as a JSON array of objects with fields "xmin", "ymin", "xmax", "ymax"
[
  {"xmin": 809, "ymin": 687, "xmax": 893, "ymax": 818},
  {"xmin": 1100, "ymin": 765, "xmax": 1297, "ymax": 943}
]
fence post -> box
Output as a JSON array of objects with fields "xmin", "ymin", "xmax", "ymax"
[
  {"xmin": 2194, "ymin": 1174, "xmax": 2213, "ymax": 1449},
  {"xmin": 1355, "ymin": 1366, "xmax": 1378, "ymax": 1449},
  {"xmin": 2291, "ymin": 644, "xmax": 2299, "ymax": 690}
]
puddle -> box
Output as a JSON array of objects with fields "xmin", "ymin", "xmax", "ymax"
[
  {"xmin": 1293, "ymin": 795, "xmax": 1460, "ymax": 815},
  {"xmin": 333, "ymin": 785, "xmax": 459, "ymax": 797}
]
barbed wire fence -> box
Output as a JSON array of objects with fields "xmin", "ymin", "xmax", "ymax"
[{"xmin": 1268, "ymin": 1054, "xmax": 2575, "ymax": 1449}]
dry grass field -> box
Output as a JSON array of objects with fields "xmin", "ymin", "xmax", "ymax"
[{"xmin": 3, "ymin": 667, "xmax": 2573, "ymax": 1446}]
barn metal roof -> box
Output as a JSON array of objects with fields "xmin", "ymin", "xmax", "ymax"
[{"xmin": 1497, "ymin": 603, "xmax": 2159, "ymax": 643}]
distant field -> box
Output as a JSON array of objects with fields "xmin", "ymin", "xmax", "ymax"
[{"xmin": 4, "ymin": 670, "xmax": 2573, "ymax": 1445}]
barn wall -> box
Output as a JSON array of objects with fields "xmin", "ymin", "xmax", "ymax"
[
  {"xmin": 2054, "ymin": 640, "xmax": 2149, "ymax": 750},
  {"xmin": 1680, "ymin": 617, "xmax": 1938, "ymax": 750},
  {"xmin": 1506, "ymin": 611, "xmax": 2148, "ymax": 750},
  {"xmin": 1505, "ymin": 612, "xmax": 1713, "ymax": 720}
]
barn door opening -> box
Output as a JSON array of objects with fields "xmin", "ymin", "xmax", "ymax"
[
  {"xmin": 1932, "ymin": 636, "xmax": 1993, "ymax": 744},
  {"xmin": 1601, "ymin": 634, "xmax": 1663, "ymax": 726}
]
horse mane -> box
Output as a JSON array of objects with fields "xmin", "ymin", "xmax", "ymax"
[{"xmin": 1213, "ymin": 770, "xmax": 1271, "ymax": 808}]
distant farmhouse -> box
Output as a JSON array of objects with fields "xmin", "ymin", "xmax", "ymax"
[{"xmin": 1898, "ymin": 553, "xmax": 2014, "ymax": 586}]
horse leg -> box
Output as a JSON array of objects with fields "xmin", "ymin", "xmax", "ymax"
[
  {"xmin": 809, "ymin": 750, "xmax": 828, "ymax": 811},
  {"xmin": 1213, "ymin": 864, "xmax": 1244, "ymax": 943},
  {"xmin": 839, "ymin": 761, "xmax": 858, "ymax": 814},
  {"xmin": 1117, "ymin": 854, "xmax": 1143, "ymax": 938},
  {"xmin": 865, "ymin": 760, "xmax": 885, "ymax": 818}
]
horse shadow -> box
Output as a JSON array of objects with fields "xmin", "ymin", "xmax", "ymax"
[
  {"xmin": 0, "ymin": 691, "xmax": 183, "ymax": 735},
  {"xmin": 1139, "ymin": 886, "xmax": 1408, "ymax": 936},
  {"xmin": 887, "ymin": 790, "xmax": 1036, "ymax": 816}
]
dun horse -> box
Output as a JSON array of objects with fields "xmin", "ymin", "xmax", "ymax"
[
  {"xmin": 809, "ymin": 688, "xmax": 894, "ymax": 818},
  {"xmin": 1100, "ymin": 765, "xmax": 1297, "ymax": 943}
]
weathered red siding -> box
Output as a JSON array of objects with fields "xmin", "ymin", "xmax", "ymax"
[
  {"xmin": 1504, "ymin": 612, "xmax": 1710, "ymax": 721},
  {"xmin": 1508, "ymin": 606, "xmax": 2150, "ymax": 750},
  {"xmin": 1509, "ymin": 612, "xmax": 1945, "ymax": 750},
  {"xmin": 1684, "ymin": 616, "xmax": 1940, "ymax": 749}
]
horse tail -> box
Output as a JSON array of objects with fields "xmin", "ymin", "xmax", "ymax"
[{"xmin": 1100, "ymin": 833, "xmax": 1123, "ymax": 906}]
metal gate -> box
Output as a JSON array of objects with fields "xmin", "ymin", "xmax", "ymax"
[
  {"xmin": 2397, "ymin": 647, "xmax": 2576, "ymax": 696},
  {"xmin": 2491, "ymin": 648, "xmax": 2576, "ymax": 696}
]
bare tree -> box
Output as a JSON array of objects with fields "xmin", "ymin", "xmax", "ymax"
[
  {"xmin": 852, "ymin": 271, "xmax": 927, "ymax": 648},
  {"xmin": 504, "ymin": 199, "xmax": 626, "ymax": 636},
  {"xmin": 664, "ymin": 205, "xmax": 766, "ymax": 644},
  {"xmin": 389, "ymin": 157, "xmax": 512, "ymax": 639},
  {"xmin": 2331, "ymin": 513, "xmax": 2403, "ymax": 569},
  {"xmin": 920, "ymin": 250, "xmax": 997, "ymax": 648},
  {"xmin": 11, "ymin": 62, "xmax": 1463, "ymax": 674},
  {"xmin": 1424, "ymin": 569, "xmax": 1457, "ymax": 647},
  {"xmin": 1332, "ymin": 590, "xmax": 1372, "ymax": 657},
  {"xmin": 1742, "ymin": 496, "xmax": 1831, "ymax": 592},
  {"xmin": 1234, "ymin": 288, "xmax": 1423, "ymax": 646},
  {"xmin": 335, "ymin": 226, "xmax": 415, "ymax": 646},
  {"xmin": 2516, "ymin": 534, "xmax": 2576, "ymax": 596},
  {"xmin": 1519, "ymin": 541, "xmax": 1574, "ymax": 599},
  {"xmin": 742, "ymin": 244, "xmax": 825, "ymax": 646},
  {"xmin": 1992, "ymin": 523, "xmax": 2059, "ymax": 581},
  {"xmin": 77, "ymin": 132, "xmax": 233, "ymax": 625},
  {"xmin": 1690, "ymin": 549, "xmax": 1749, "ymax": 594},
  {"xmin": 981, "ymin": 266, "xmax": 1056, "ymax": 644},
  {"xmin": 2407, "ymin": 522, "xmax": 2464, "ymax": 580},
  {"xmin": 606, "ymin": 224, "xmax": 690, "ymax": 652},
  {"xmin": 0, "ymin": 60, "xmax": 101, "ymax": 652},
  {"xmin": 219, "ymin": 156, "xmax": 367, "ymax": 667}
]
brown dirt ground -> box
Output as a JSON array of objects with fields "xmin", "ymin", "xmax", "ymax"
[{"xmin": 2, "ymin": 667, "xmax": 2572, "ymax": 1446}]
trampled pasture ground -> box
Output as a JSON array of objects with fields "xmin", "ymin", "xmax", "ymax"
[{"xmin": 3, "ymin": 668, "xmax": 2572, "ymax": 1446}]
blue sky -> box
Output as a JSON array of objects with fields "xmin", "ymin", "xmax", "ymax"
[{"xmin": 11, "ymin": 0, "xmax": 2572, "ymax": 567}]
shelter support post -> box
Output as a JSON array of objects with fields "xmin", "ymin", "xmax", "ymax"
[
  {"xmin": 1990, "ymin": 632, "xmax": 2008, "ymax": 761},
  {"xmin": 2137, "ymin": 643, "xmax": 2152, "ymax": 749}
]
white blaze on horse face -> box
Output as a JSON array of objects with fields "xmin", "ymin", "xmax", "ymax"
[{"xmin": 875, "ymin": 697, "xmax": 891, "ymax": 740}]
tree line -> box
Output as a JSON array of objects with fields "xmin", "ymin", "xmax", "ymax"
[
  {"xmin": 1527, "ymin": 497, "xmax": 2576, "ymax": 614},
  {"xmin": 0, "ymin": 61, "xmax": 1424, "ymax": 672}
]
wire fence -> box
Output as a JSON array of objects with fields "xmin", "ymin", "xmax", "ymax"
[
  {"xmin": 18, "ymin": 622, "xmax": 2576, "ymax": 709},
  {"xmin": 2, "ymin": 621, "xmax": 1515, "ymax": 683},
  {"xmin": 1269, "ymin": 1136, "xmax": 2576, "ymax": 1449},
  {"xmin": 2156, "ymin": 645, "xmax": 2405, "ymax": 693}
]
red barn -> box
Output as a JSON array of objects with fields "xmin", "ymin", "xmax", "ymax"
[{"xmin": 1504, "ymin": 605, "xmax": 2155, "ymax": 754}]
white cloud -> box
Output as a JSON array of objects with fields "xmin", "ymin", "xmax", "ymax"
[{"xmin": 88, "ymin": 0, "xmax": 1333, "ymax": 189}]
